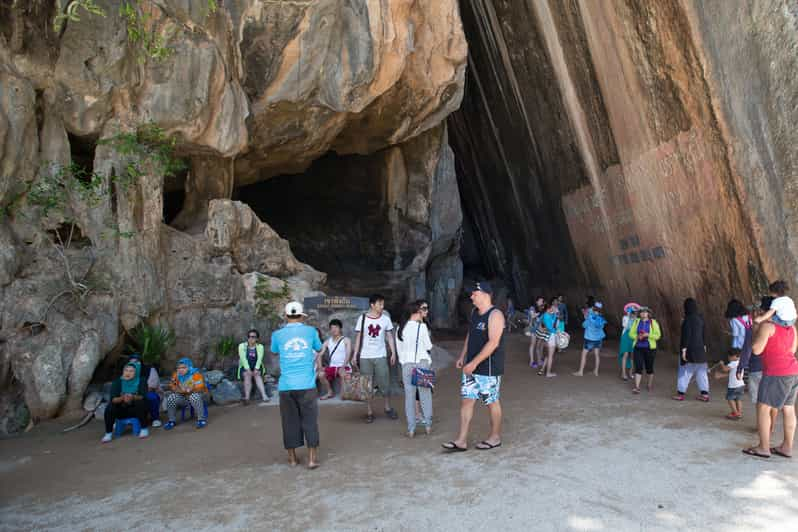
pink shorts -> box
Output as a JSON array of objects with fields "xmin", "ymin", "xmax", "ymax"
[{"xmin": 324, "ymin": 366, "xmax": 341, "ymax": 382}]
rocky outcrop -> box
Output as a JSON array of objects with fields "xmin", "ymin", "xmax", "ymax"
[
  {"xmin": 0, "ymin": 0, "xmax": 466, "ymax": 432},
  {"xmin": 451, "ymin": 0, "xmax": 797, "ymax": 345}
]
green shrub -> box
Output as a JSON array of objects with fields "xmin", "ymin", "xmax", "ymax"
[{"xmin": 127, "ymin": 323, "xmax": 176, "ymax": 365}]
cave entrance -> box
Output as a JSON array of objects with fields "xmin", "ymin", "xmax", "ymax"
[{"xmin": 236, "ymin": 151, "xmax": 414, "ymax": 315}]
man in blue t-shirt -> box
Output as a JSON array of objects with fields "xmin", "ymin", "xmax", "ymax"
[{"xmin": 270, "ymin": 301, "xmax": 323, "ymax": 469}]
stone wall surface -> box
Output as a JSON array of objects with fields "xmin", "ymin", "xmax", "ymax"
[
  {"xmin": 0, "ymin": 0, "xmax": 466, "ymax": 432},
  {"xmin": 451, "ymin": 0, "xmax": 797, "ymax": 346}
]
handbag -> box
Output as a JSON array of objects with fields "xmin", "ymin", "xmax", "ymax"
[
  {"xmin": 410, "ymin": 322, "xmax": 436, "ymax": 389},
  {"xmin": 553, "ymin": 316, "xmax": 570, "ymax": 349},
  {"xmin": 340, "ymin": 366, "xmax": 368, "ymax": 401}
]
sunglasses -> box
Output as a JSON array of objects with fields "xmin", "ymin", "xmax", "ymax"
[{"xmin": 248, "ymin": 335, "xmax": 257, "ymax": 339}]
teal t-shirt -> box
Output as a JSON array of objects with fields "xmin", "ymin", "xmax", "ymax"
[{"xmin": 270, "ymin": 323, "xmax": 323, "ymax": 391}]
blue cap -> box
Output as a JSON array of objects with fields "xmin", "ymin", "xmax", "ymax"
[{"xmin": 468, "ymin": 281, "xmax": 494, "ymax": 294}]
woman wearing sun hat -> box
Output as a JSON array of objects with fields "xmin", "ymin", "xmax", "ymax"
[
  {"xmin": 628, "ymin": 307, "xmax": 662, "ymax": 394},
  {"xmin": 618, "ymin": 303, "xmax": 640, "ymax": 380}
]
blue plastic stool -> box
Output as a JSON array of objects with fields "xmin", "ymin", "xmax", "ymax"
[
  {"xmin": 113, "ymin": 417, "xmax": 141, "ymax": 437},
  {"xmin": 180, "ymin": 400, "xmax": 209, "ymax": 422}
]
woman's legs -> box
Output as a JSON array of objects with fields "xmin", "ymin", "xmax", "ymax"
[
  {"xmin": 592, "ymin": 348, "xmax": 601, "ymax": 376},
  {"xmin": 573, "ymin": 349, "xmax": 588, "ymax": 376},
  {"xmin": 145, "ymin": 392, "xmax": 160, "ymax": 422},
  {"xmin": 188, "ymin": 393, "xmax": 206, "ymax": 421},
  {"xmin": 645, "ymin": 349, "xmax": 656, "ymax": 390},
  {"xmin": 620, "ymin": 352, "xmax": 630, "ymax": 379},
  {"xmin": 252, "ymin": 370, "xmax": 268, "ymax": 401},
  {"xmin": 632, "ymin": 348, "xmax": 645, "ymax": 391},
  {"xmin": 778, "ymin": 405, "xmax": 796, "ymax": 456},
  {"xmin": 402, "ymin": 363, "xmax": 418, "ymax": 434},
  {"xmin": 130, "ymin": 399, "xmax": 150, "ymax": 428},
  {"xmin": 417, "ymin": 361, "xmax": 433, "ymax": 430},
  {"xmin": 104, "ymin": 402, "xmax": 118, "ymax": 433},
  {"xmin": 166, "ymin": 393, "xmax": 188, "ymax": 422},
  {"xmin": 545, "ymin": 343, "xmax": 557, "ymax": 377},
  {"xmin": 243, "ymin": 370, "xmax": 253, "ymax": 401}
]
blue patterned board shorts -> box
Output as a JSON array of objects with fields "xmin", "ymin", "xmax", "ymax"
[{"xmin": 461, "ymin": 374, "xmax": 502, "ymax": 405}]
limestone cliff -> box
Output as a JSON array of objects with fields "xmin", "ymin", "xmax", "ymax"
[{"xmin": 0, "ymin": 0, "xmax": 466, "ymax": 432}]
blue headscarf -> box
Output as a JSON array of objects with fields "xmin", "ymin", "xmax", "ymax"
[
  {"xmin": 120, "ymin": 360, "xmax": 141, "ymax": 394},
  {"xmin": 176, "ymin": 357, "xmax": 199, "ymax": 385}
]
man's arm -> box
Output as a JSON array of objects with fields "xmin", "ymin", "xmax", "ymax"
[
  {"xmin": 386, "ymin": 330, "xmax": 397, "ymax": 364},
  {"xmin": 463, "ymin": 311, "xmax": 505, "ymax": 374}
]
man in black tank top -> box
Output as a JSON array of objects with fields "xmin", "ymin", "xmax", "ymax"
[{"xmin": 442, "ymin": 281, "xmax": 506, "ymax": 452}]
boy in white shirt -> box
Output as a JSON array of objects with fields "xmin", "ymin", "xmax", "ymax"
[
  {"xmin": 754, "ymin": 280, "xmax": 796, "ymax": 327},
  {"xmin": 717, "ymin": 349, "xmax": 745, "ymax": 420}
]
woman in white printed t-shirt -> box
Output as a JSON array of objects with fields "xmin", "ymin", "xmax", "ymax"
[{"xmin": 396, "ymin": 300, "xmax": 433, "ymax": 437}]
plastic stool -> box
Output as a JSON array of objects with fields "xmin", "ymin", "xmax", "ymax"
[{"xmin": 113, "ymin": 418, "xmax": 141, "ymax": 437}]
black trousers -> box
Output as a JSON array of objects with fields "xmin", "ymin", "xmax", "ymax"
[
  {"xmin": 104, "ymin": 399, "xmax": 150, "ymax": 432},
  {"xmin": 279, "ymin": 388, "xmax": 319, "ymax": 449},
  {"xmin": 633, "ymin": 347, "xmax": 657, "ymax": 375}
]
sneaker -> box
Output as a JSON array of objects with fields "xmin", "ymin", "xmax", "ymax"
[
  {"xmin": 138, "ymin": 428, "xmax": 150, "ymax": 438},
  {"xmin": 163, "ymin": 421, "xmax": 176, "ymax": 431},
  {"xmin": 151, "ymin": 420, "xmax": 162, "ymax": 428},
  {"xmin": 196, "ymin": 420, "xmax": 207, "ymax": 429},
  {"xmin": 261, "ymin": 396, "xmax": 270, "ymax": 403},
  {"xmin": 671, "ymin": 394, "xmax": 685, "ymax": 401},
  {"xmin": 101, "ymin": 433, "xmax": 113, "ymax": 444}
]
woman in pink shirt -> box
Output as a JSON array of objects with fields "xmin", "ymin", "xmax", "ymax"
[{"xmin": 742, "ymin": 321, "xmax": 798, "ymax": 459}]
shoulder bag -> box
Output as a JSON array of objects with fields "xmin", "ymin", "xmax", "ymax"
[
  {"xmin": 410, "ymin": 322, "xmax": 436, "ymax": 389},
  {"xmin": 554, "ymin": 317, "xmax": 570, "ymax": 350}
]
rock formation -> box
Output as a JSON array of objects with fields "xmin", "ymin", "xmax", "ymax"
[
  {"xmin": 0, "ymin": 0, "xmax": 466, "ymax": 432},
  {"xmin": 451, "ymin": 0, "xmax": 798, "ymax": 343}
]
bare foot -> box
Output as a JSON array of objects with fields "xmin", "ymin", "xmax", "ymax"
[
  {"xmin": 593, "ymin": 370, "xmax": 599, "ymax": 377},
  {"xmin": 572, "ymin": 372, "xmax": 583, "ymax": 377},
  {"xmin": 320, "ymin": 394, "xmax": 334, "ymax": 400},
  {"xmin": 287, "ymin": 450, "xmax": 299, "ymax": 467},
  {"xmin": 307, "ymin": 448, "xmax": 319, "ymax": 469}
]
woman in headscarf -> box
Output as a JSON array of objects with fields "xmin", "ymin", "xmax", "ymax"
[
  {"xmin": 672, "ymin": 298, "xmax": 710, "ymax": 402},
  {"xmin": 127, "ymin": 352, "xmax": 163, "ymax": 427},
  {"xmin": 101, "ymin": 360, "xmax": 150, "ymax": 443},
  {"xmin": 164, "ymin": 357, "xmax": 208, "ymax": 430}
]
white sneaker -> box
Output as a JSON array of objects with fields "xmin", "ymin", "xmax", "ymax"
[
  {"xmin": 101, "ymin": 433, "xmax": 113, "ymax": 443},
  {"xmin": 151, "ymin": 420, "xmax": 162, "ymax": 428},
  {"xmin": 138, "ymin": 428, "xmax": 150, "ymax": 439}
]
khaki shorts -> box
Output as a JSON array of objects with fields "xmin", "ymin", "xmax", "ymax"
[{"xmin": 359, "ymin": 357, "xmax": 390, "ymax": 397}]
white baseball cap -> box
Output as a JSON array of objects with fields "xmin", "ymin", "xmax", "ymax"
[
  {"xmin": 284, "ymin": 301, "xmax": 307, "ymax": 317},
  {"xmin": 594, "ymin": 301, "xmax": 603, "ymax": 309}
]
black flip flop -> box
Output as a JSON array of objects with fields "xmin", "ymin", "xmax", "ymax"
[
  {"xmin": 476, "ymin": 441, "xmax": 502, "ymax": 450},
  {"xmin": 770, "ymin": 447, "xmax": 792, "ymax": 458},
  {"xmin": 742, "ymin": 447, "xmax": 770, "ymax": 459},
  {"xmin": 441, "ymin": 441, "xmax": 467, "ymax": 452}
]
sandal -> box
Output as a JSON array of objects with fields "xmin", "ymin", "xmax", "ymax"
[
  {"xmin": 696, "ymin": 395, "xmax": 710, "ymax": 402},
  {"xmin": 742, "ymin": 447, "xmax": 770, "ymax": 459},
  {"xmin": 537, "ymin": 370, "xmax": 545, "ymax": 376},
  {"xmin": 770, "ymin": 447, "xmax": 792, "ymax": 458},
  {"xmin": 385, "ymin": 408, "xmax": 399, "ymax": 420},
  {"xmin": 365, "ymin": 414, "xmax": 375, "ymax": 424},
  {"xmin": 632, "ymin": 388, "xmax": 641, "ymax": 394},
  {"xmin": 441, "ymin": 441, "xmax": 467, "ymax": 452},
  {"xmin": 475, "ymin": 440, "xmax": 502, "ymax": 450}
]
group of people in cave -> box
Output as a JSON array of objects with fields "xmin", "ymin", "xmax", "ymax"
[{"xmin": 103, "ymin": 276, "xmax": 797, "ymax": 465}]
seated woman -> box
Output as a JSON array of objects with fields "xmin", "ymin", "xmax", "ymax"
[
  {"xmin": 102, "ymin": 360, "xmax": 150, "ymax": 443},
  {"xmin": 164, "ymin": 357, "xmax": 208, "ymax": 430},
  {"xmin": 128, "ymin": 352, "xmax": 163, "ymax": 427}
]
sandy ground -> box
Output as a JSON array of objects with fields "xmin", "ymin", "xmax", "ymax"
[{"xmin": 1, "ymin": 335, "xmax": 798, "ymax": 531}]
